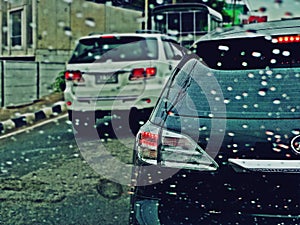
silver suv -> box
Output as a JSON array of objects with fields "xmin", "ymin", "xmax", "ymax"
[{"xmin": 64, "ymin": 32, "xmax": 185, "ymax": 134}]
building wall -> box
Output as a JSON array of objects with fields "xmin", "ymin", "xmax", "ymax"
[{"xmin": 0, "ymin": 0, "xmax": 142, "ymax": 63}]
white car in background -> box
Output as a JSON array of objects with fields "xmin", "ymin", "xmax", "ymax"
[{"xmin": 64, "ymin": 32, "xmax": 185, "ymax": 134}]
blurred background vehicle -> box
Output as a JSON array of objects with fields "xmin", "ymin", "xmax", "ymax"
[
  {"xmin": 64, "ymin": 32, "xmax": 186, "ymax": 135},
  {"xmin": 150, "ymin": 3, "xmax": 223, "ymax": 48}
]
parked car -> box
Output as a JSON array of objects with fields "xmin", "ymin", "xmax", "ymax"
[
  {"xmin": 63, "ymin": 32, "xmax": 185, "ymax": 135},
  {"xmin": 130, "ymin": 19, "xmax": 300, "ymax": 224}
]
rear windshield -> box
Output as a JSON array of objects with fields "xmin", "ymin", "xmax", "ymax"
[
  {"xmin": 68, "ymin": 36, "xmax": 159, "ymax": 63},
  {"xmin": 191, "ymin": 35, "xmax": 300, "ymax": 70}
]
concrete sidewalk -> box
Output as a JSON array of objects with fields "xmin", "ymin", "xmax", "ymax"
[{"xmin": 0, "ymin": 92, "xmax": 67, "ymax": 134}]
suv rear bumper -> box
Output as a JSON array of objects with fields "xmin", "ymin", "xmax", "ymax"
[
  {"xmin": 130, "ymin": 163, "xmax": 300, "ymax": 224},
  {"xmin": 64, "ymin": 89, "xmax": 159, "ymax": 112}
]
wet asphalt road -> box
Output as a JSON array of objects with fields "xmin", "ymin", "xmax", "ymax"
[{"xmin": 0, "ymin": 116, "xmax": 135, "ymax": 225}]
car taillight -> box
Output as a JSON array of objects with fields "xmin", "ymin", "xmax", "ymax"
[
  {"xmin": 138, "ymin": 131, "xmax": 159, "ymax": 162},
  {"xmin": 65, "ymin": 70, "xmax": 83, "ymax": 81},
  {"xmin": 274, "ymin": 35, "xmax": 300, "ymax": 43},
  {"xmin": 129, "ymin": 67, "xmax": 156, "ymax": 80},
  {"xmin": 136, "ymin": 124, "xmax": 218, "ymax": 171}
]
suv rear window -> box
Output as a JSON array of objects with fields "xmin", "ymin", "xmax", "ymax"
[
  {"xmin": 192, "ymin": 35, "xmax": 300, "ymax": 70},
  {"xmin": 69, "ymin": 36, "xmax": 158, "ymax": 63}
]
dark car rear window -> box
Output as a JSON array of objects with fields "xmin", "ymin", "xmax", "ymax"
[
  {"xmin": 69, "ymin": 36, "xmax": 159, "ymax": 63},
  {"xmin": 191, "ymin": 35, "xmax": 300, "ymax": 70}
]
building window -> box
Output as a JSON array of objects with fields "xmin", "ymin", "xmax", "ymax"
[{"xmin": 10, "ymin": 9, "xmax": 22, "ymax": 48}]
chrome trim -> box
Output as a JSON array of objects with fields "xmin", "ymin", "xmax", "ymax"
[
  {"xmin": 229, "ymin": 158, "xmax": 300, "ymax": 173},
  {"xmin": 77, "ymin": 96, "xmax": 139, "ymax": 102}
]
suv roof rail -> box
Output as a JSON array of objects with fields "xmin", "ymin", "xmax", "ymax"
[
  {"xmin": 136, "ymin": 30, "xmax": 162, "ymax": 34},
  {"xmin": 281, "ymin": 17, "xmax": 300, "ymax": 20}
]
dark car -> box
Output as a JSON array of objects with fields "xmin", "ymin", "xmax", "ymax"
[{"xmin": 129, "ymin": 19, "xmax": 300, "ymax": 224}]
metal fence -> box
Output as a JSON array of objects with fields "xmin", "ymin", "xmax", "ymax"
[{"xmin": 0, "ymin": 61, "xmax": 66, "ymax": 107}]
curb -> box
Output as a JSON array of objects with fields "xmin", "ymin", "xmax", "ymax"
[{"xmin": 0, "ymin": 101, "xmax": 67, "ymax": 134}]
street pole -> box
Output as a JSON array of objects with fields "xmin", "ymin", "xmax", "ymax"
[
  {"xmin": 232, "ymin": 0, "xmax": 236, "ymax": 25},
  {"xmin": 144, "ymin": 0, "xmax": 148, "ymax": 30}
]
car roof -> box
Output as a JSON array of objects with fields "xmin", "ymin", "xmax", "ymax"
[
  {"xmin": 78, "ymin": 32, "xmax": 175, "ymax": 41},
  {"xmin": 198, "ymin": 18, "xmax": 300, "ymax": 41}
]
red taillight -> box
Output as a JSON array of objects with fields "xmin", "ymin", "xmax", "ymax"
[
  {"xmin": 131, "ymin": 68, "xmax": 145, "ymax": 80},
  {"xmin": 136, "ymin": 126, "xmax": 219, "ymax": 171},
  {"xmin": 139, "ymin": 131, "xmax": 159, "ymax": 149},
  {"xmin": 145, "ymin": 67, "xmax": 156, "ymax": 77},
  {"xmin": 138, "ymin": 131, "xmax": 159, "ymax": 160},
  {"xmin": 65, "ymin": 70, "xmax": 83, "ymax": 81},
  {"xmin": 101, "ymin": 35, "xmax": 115, "ymax": 39},
  {"xmin": 130, "ymin": 67, "xmax": 156, "ymax": 80},
  {"xmin": 275, "ymin": 35, "xmax": 300, "ymax": 43}
]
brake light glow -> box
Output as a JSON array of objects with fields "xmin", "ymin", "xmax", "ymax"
[
  {"xmin": 130, "ymin": 67, "xmax": 156, "ymax": 80},
  {"xmin": 274, "ymin": 35, "xmax": 300, "ymax": 43},
  {"xmin": 145, "ymin": 67, "xmax": 156, "ymax": 77},
  {"xmin": 101, "ymin": 35, "xmax": 115, "ymax": 39},
  {"xmin": 65, "ymin": 70, "xmax": 83, "ymax": 81}
]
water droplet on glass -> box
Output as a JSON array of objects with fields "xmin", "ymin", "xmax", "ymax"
[
  {"xmin": 282, "ymin": 51, "xmax": 290, "ymax": 57},
  {"xmin": 85, "ymin": 18, "xmax": 96, "ymax": 27},
  {"xmin": 252, "ymin": 52, "xmax": 261, "ymax": 57},
  {"xmin": 248, "ymin": 73, "xmax": 255, "ymax": 78},
  {"xmin": 258, "ymin": 89, "xmax": 267, "ymax": 96}
]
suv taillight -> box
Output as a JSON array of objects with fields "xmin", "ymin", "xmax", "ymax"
[
  {"xmin": 274, "ymin": 35, "xmax": 300, "ymax": 43},
  {"xmin": 136, "ymin": 124, "xmax": 219, "ymax": 171},
  {"xmin": 65, "ymin": 70, "xmax": 83, "ymax": 81},
  {"xmin": 129, "ymin": 67, "xmax": 156, "ymax": 80}
]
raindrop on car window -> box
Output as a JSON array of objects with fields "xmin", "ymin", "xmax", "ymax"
[
  {"xmin": 273, "ymin": 99, "xmax": 281, "ymax": 105},
  {"xmin": 248, "ymin": 73, "xmax": 255, "ymax": 78},
  {"xmin": 261, "ymin": 81, "xmax": 268, "ymax": 86},
  {"xmin": 258, "ymin": 88, "xmax": 268, "ymax": 96},
  {"xmin": 235, "ymin": 95, "xmax": 242, "ymax": 100},
  {"xmin": 242, "ymin": 92, "xmax": 248, "ymax": 97},
  {"xmin": 64, "ymin": 27, "xmax": 72, "ymax": 37},
  {"xmin": 266, "ymin": 70, "xmax": 273, "ymax": 75},
  {"xmin": 282, "ymin": 51, "xmax": 290, "ymax": 56},
  {"xmin": 85, "ymin": 18, "xmax": 96, "ymax": 27},
  {"xmin": 224, "ymin": 99, "xmax": 230, "ymax": 104},
  {"xmin": 292, "ymin": 129, "xmax": 300, "ymax": 135},
  {"xmin": 252, "ymin": 52, "xmax": 261, "ymax": 57},
  {"xmin": 242, "ymin": 124, "xmax": 249, "ymax": 129},
  {"xmin": 218, "ymin": 45, "xmax": 229, "ymax": 51}
]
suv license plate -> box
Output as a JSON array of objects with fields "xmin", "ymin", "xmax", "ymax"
[{"xmin": 96, "ymin": 74, "xmax": 118, "ymax": 84}]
